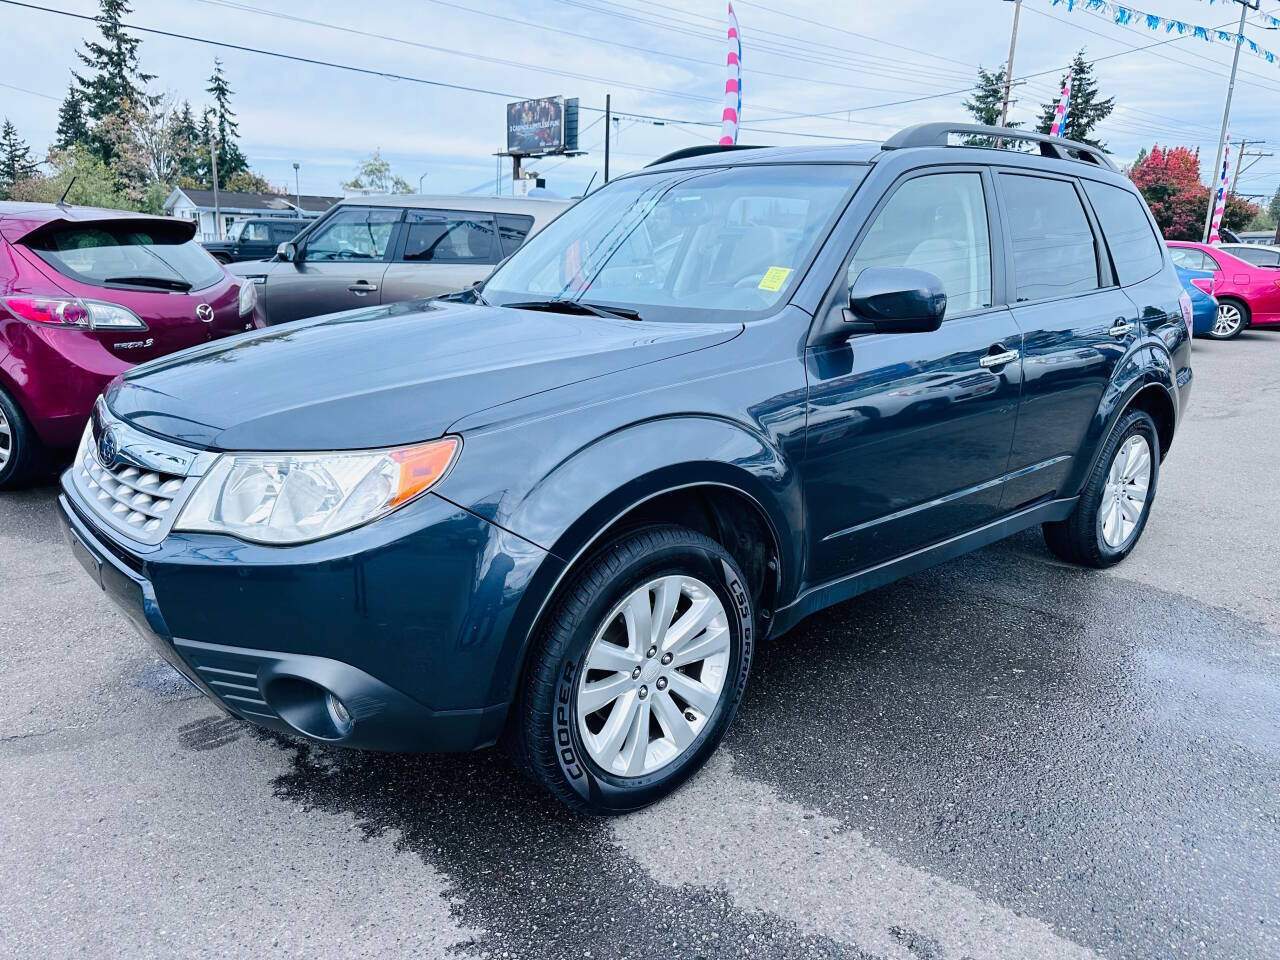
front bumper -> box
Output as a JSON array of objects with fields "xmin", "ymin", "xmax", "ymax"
[{"xmin": 59, "ymin": 473, "xmax": 557, "ymax": 752}]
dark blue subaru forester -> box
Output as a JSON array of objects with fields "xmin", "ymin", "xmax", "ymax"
[{"xmin": 61, "ymin": 125, "xmax": 1193, "ymax": 814}]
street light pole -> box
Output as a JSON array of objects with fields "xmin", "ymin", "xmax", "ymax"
[
  {"xmin": 292, "ymin": 162, "xmax": 300, "ymax": 213},
  {"xmin": 1202, "ymin": 0, "xmax": 1258, "ymax": 243},
  {"xmin": 419, "ymin": 172, "xmax": 428, "ymax": 193},
  {"xmin": 999, "ymin": 0, "xmax": 1023, "ymax": 132}
]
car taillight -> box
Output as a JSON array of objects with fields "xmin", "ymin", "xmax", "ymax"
[
  {"xmin": 1178, "ymin": 291, "xmax": 1193, "ymax": 337},
  {"xmin": 1189, "ymin": 278, "xmax": 1214, "ymax": 295},
  {"xmin": 1, "ymin": 296, "xmax": 145, "ymax": 330}
]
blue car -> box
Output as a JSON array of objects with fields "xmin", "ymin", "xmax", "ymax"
[
  {"xmin": 1175, "ymin": 265, "xmax": 1218, "ymax": 337},
  {"xmin": 59, "ymin": 123, "xmax": 1193, "ymax": 814}
]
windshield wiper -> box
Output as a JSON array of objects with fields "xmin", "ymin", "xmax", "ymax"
[
  {"xmin": 104, "ymin": 276, "xmax": 193, "ymax": 292},
  {"xmin": 502, "ymin": 298, "xmax": 642, "ymax": 322}
]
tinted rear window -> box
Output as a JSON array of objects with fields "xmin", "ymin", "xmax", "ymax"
[
  {"xmin": 1083, "ymin": 181, "xmax": 1164, "ymax": 285},
  {"xmin": 496, "ymin": 213, "xmax": 536, "ymax": 257},
  {"xmin": 1000, "ymin": 174, "xmax": 1100, "ymax": 302},
  {"xmin": 25, "ymin": 221, "xmax": 223, "ymax": 291}
]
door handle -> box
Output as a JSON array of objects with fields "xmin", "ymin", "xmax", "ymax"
[
  {"xmin": 348, "ymin": 282, "xmax": 378, "ymax": 294},
  {"xmin": 979, "ymin": 349, "xmax": 1020, "ymax": 369},
  {"xmin": 1108, "ymin": 319, "xmax": 1133, "ymax": 337}
]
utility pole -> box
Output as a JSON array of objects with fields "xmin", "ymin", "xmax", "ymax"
[
  {"xmin": 604, "ymin": 94, "xmax": 612, "ymax": 184},
  {"xmin": 1230, "ymin": 140, "xmax": 1273, "ymax": 196},
  {"xmin": 210, "ymin": 134, "xmax": 221, "ymax": 241},
  {"xmin": 999, "ymin": 0, "xmax": 1023, "ymax": 133},
  {"xmin": 1203, "ymin": 0, "xmax": 1259, "ymax": 243}
]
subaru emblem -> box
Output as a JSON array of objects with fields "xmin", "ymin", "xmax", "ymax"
[
  {"xmin": 196, "ymin": 303, "xmax": 214, "ymax": 323},
  {"xmin": 97, "ymin": 426, "xmax": 118, "ymax": 467}
]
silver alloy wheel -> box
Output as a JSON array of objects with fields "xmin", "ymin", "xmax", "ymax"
[
  {"xmin": 576, "ymin": 574, "xmax": 730, "ymax": 777},
  {"xmin": 1213, "ymin": 302, "xmax": 1244, "ymax": 338},
  {"xmin": 0, "ymin": 405, "xmax": 10, "ymax": 470},
  {"xmin": 1098, "ymin": 434, "xmax": 1152, "ymax": 549}
]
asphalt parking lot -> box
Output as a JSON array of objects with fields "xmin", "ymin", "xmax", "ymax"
[{"xmin": 2, "ymin": 330, "xmax": 1278, "ymax": 960}]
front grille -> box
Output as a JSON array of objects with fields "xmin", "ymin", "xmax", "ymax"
[{"xmin": 77, "ymin": 442, "xmax": 183, "ymax": 539}]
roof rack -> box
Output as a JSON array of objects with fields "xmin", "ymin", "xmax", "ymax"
[
  {"xmin": 646, "ymin": 144, "xmax": 767, "ymax": 167},
  {"xmin": 881, "ymin": 123, "xmax": 1117, "ymax": 172}
]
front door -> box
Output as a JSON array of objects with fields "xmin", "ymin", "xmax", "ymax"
[
  {"xmin": 804, "ymin": 169, "xmax": 1023, "ymax": 585},
  {"xmin": 264, "ymin": 206, "xmax": 401, "ymax": 325},
  {"xmin": 994, "ymin": 171, "xmax": 1137, "ymax": 509}
]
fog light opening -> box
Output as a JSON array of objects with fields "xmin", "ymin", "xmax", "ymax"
[{"xmin": 326, "ymin": 692, "xmax": 353, "ymax": 735}]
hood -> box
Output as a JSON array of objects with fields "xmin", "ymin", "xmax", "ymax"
[{"xmin": 105, "ymin": 299, "xmax": 741, "ymax": 451}]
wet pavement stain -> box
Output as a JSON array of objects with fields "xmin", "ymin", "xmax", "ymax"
[
  {"xmin": 725, "ymin": 534, "xmax": 1280, "ymax": 960},
  {"xmin": 261, "ymin": 732, "xmax": 875, "ymax": 960},
  {"xmin": 178, "ymin": 715, "xmax": 244, "ymax": 751}
]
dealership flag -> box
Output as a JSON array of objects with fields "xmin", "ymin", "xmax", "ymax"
[
  {"xmin": 1049, "ymin": 69, "xmax": 1072, "ymax": 138},
  {"xmin": 1209, "ymin": 136, "xmax": 1231, "ymax": 245},
  {"xmin": 719, "ymin": 3, "xmax": 742, "ymax": 145}
]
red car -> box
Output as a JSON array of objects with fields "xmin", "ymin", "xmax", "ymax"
[
  {"xmin": 0, "ymin": 202, "xmax": 260, "ymax": 487},
  {"xmin": 1167, "ymin": 240, "xmax": 1280, "ymax": 340}
]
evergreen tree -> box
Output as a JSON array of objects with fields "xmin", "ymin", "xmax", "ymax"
[
  {"xmin": 172, "ymin": 100, "xmax": 202, "ymax": 183},
  {"xmin": 205, "ymin": 59, "xmax": 248, "ymax": 185},
  {"xmin": 962, "ymin": 66, "xmax": 1020, "ymax": 146},
  {"xmin": 72, "ymin": 0, "xmax": 155, "ymax": 161},
  {"xmin": 1036, "ymin": 49, "xmax": 1115, "ymax": 149},
  {"xmin": 0, "ymin": 119, "xmax": 39, "ymax": 199},
  {"xmin": 54, "ymin": 84, "xmax": 91, "ymax": 150}
]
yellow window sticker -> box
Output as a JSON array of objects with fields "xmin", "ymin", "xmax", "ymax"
[{"xmin": 757, "ymin": 266, "xmax": 793, "ymax": 292}]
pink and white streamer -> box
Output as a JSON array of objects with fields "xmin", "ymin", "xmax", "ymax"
[
  {"xmin": 1049, "ymin": 69, "xmax": 1072, "ymax": 138},
  {"xmin": 1208, "ymin": 136, "xmax": 1231, "ymax": 245},
  {"xmin": 719, "ymin": 3, "xmax": 742, "ymax": 145}
]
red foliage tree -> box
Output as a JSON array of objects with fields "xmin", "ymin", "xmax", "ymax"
[{"xmin": 1128, "ymin": 145, "xmax": 1259, "ymax": 240}]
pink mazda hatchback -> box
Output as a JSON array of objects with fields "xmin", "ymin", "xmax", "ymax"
[
  {"xmin": 1167, "ymin": 241, "xmax": 1280, "ymax": 340},
  {"xmin": 0, "ymin": 202, "xmax": 261, "ymax": 487}
]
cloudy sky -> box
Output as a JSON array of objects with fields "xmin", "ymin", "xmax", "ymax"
[{"xmin": 2, "ymin": 0, "xmax": 1278, "ymax": 202}]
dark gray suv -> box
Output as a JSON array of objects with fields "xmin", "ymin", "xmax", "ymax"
[{"xmin": 229, "ymin": 195, "xmax": 568, "ymax": 325}]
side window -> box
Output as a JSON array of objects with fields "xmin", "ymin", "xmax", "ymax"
[
  {"xmin": 999, "ymin": 174, "xmax": 1100, "ymax": 301},
  {"xmin": 848, "ymin": 172, "xmax": 992, "ymax": 314},
  {"xmin": 402, "ymin": 211, "xmax": 498, "ymax": 263},
  {"xmin": 272, "ymin": 223, "xmax": 302, "ymax": 244},
  {"xmin": 496, "ymin": 214, "xmax": 536, "ymax": 257},
  {"xmin": 1082, "ymin": 181, "xmax": 1163, "ymax": 285},
  {"xmin": 241, "ymin": 222, "xmax": 271, "ymax": 242},
  {"xmin": 1167, "ymin": 248, "xmax": 1204, "ymax": 271},
  {"xmin": 304, "ymin": 208, "xmax": 399, "ymax": 262}
]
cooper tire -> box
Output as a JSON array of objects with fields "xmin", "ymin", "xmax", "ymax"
[
  {"xmin": 0, "ymin": 386, "xmax": 44, "ymax": 490},
  {"xmin": 509, "ymin": 524, "xmax": 754, "ymax": 815},
  {"xmin": 1043, "ymin": 408, "xmax": 1159, "ymax": 568}
]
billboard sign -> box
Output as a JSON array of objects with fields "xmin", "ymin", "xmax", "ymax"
[{"xmin": 507, "ymin": 97, "xmax": 578, "ymax": 156}]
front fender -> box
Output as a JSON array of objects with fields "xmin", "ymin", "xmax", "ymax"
[{"xmin": 437, "ymin": 415, "xmax": 804, "ymax": 710}]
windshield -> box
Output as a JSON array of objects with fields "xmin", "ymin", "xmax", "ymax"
[
  {"xmin": 25, "ymin": 221, "xmax": 224, "ymax": 291},
  {"xmin": 485, "ymin": 164, "xmax": 863, "ymax": 321}
]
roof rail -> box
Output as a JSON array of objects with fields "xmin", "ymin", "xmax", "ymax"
[
  {"xmin": 646, "ymin": 144, "xmax": 767, "ymax": 167},
  {"xmin": 881, "ymin": 123, "xmax": 1117, "ymax": 172}
]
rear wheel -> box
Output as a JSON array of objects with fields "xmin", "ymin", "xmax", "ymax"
[
  {"xmin": 1043, "ymin": 409, "xmax": 1159, "ymax": 568},
  {"xmin": 1209, "ymin": 298, "xmax": 1248, "ymax": 340},
  {"xmin": 0, "ymin": 386, "xmax": 44, "ymax": 489},
  {"xmin": 509, "ymin": 525, "xmax": 754, "ymax": 815}
]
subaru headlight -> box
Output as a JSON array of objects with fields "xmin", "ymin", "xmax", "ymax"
[
  {"xmin": 237, "ymin": 280, "xmax": 257, "ymax": 316},
  {"xmin": 175, "ymin": 437, "xmax": 460, "ymax": 544}
]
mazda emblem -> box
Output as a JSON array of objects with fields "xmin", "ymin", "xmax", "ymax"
[
  {"xmin": 97, "ymin": 427, "xmax": 118, "ymax": 467},
  {"xmin": 196, "ymin": 303, "xmax": 214, "ymax": 323}
]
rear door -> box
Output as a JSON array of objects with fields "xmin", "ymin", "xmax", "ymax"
[
  {"xmin": 996, "ymin": 171, "xmax": 1137, "ymax": 509},
  {"xmin": 380, "ymin": 209, "xmax": 502, "ymax": 303},
  {"xmin": 261, "ymin": 206, "xmax": 400, "ymax": 325}
]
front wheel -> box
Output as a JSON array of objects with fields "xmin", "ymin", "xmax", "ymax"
[
  {"xmin": 509, "ymin": 525, "xmax": 754, "ymax": 815},
  {"xmin": 1209, "ymin": 298, "xmax": 1248, "ymax": 340},
  {"xmin": 1043, "ymin": 408, "xmax": 1159, "ymax": 568}
]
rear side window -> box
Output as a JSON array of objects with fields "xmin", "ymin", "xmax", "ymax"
[
  {"xmin": 496, "ymin": 214, "xmax": 536, "ymax": 257},
  {"xmin": 24, "ymin": 221, "xmax": 224, "ymax": 291},
  {"xmin": 1082, "ymin": 181, "xmax": 1163, "ymax": 285},
  {"xmin": 1231, "ymin": 246, "xmax": 1280, "ymax": 267},
  {"xmin": 1000, "ymin": 174, "xmax": 1100, "ymax": 302},
  {"xmin": 402, "ymin": 211, "xmax": 498, "ymax": 263},
  {"xmin": 1168, "ymin": 247, "xmax": 1210, "ymax": 272},
  {"xmin": 271, "ymin": 223, "xmax": 302, "ymax": 243},
  {"xmin": 848, "ymin": 172, "xmax": 993, "ymax": 313}
]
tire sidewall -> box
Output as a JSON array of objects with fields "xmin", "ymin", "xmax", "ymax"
[
  {"xmin": 1089, "ymin": 411, "xmax": 1160, "ymax": 563},
  {"xmin": 0, "ymin": 386, "xmax": 31, "ymax": 488},
  {"xmin": 1210, "ymin": 299, "xmax": 1248, "ymax": 340},
  {"xmin": 548, "ymin": 535, "xmax": 753, "ymax": 814}
]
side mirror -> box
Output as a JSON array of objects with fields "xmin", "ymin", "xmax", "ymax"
[
  {"xmin": 845, "ymin": 267, "xmax": 946, "ymax": 335},
  {"xmin": 278, "ymin": 241, "xmax": 299, "ymax": 263}
]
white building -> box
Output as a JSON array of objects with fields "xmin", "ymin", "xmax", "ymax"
[{"xmin": 163, "ymin": 188, "xmax": 339, "ymax": 241}]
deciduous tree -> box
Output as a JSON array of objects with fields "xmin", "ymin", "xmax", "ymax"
[
  {"xmin": 1129, "ymin": 145, "xmax": 1259, "ymax": 240},
  {"xmin": 341, "ymin": 149, "xmax": 411, "ymax": 194}
]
